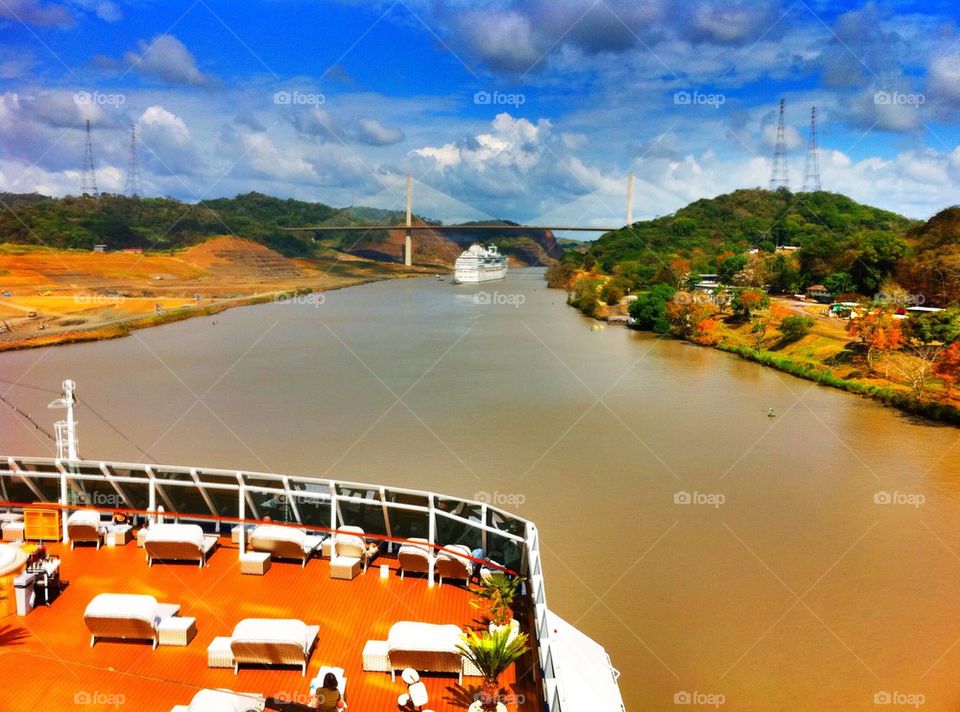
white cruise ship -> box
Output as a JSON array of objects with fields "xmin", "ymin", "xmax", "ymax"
[{"xmin": 453, "ymin": 243, "xmax": 508, "ymax": 283}]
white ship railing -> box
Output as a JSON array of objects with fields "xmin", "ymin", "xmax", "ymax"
[{"xmin": 0, "ymin": 455, "xmax": 624, "ymax": 711}]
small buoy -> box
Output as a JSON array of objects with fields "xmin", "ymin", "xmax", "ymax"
[{"xmin": 768, "ymin": 408, "xmax": 776, "ymax": 417}]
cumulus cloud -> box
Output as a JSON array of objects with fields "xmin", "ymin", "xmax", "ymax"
[
  {"xmin": 928, "ymin": 53, "xmax": 960, "ymax": 106},
  {"xmin": 0, "ymin": 0, "xmax": 72, "ymax": 27},
  {"xmin": 125, "ymin": 35, "xmax": 207, "ymax": 86},
  {"xmin": 354, "ymin": 118, "xmax": 404, "ymax": 146},
  {"xmin": 136, "ymin": 105, "xmax": 198, "ymax": 174}
]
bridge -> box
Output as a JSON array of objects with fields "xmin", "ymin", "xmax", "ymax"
[{"xmin": 282, "ymin": 174, "xmax": 636, "ymax": 265}]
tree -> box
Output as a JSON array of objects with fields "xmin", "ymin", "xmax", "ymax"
[
  {"xmin": 933, "ymin": 342, "xmax": 960, "ymax": 395},
  {"xmin": 719, "ymin": 254, "xmax": 748, "ymax": 283},
  {"xmin": 666, "ymin": 293, "xmax": 714, "ymax": 340},
  {"xmin": 629, "ymin": 284, "xmax": 675, "ymax": 333},
  {"xmin": 732, "ymin": 289, "xmax": 769, "ymax": 321},
  {"xmin": 750, "ymin": 318, "xmax": 768, "ymax": 350},
  {"xmin": 779, "ymin": 315, "xmax": 814, "ymax": 342},
  {"xmin": 824, "ymin": 272, "xmax": 856, "ymax": 296},
  {"xmin": 568, "ymin": 276, "xmax": 602, "ymax": 317},
  {"xmin": 847, "ymin": 310, "xmax": 904, "ymax": 371}
]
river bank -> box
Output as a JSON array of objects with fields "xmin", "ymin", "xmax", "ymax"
[
  {"xmin": 561, "ymin": 281, "xmax": 960, "ymax": 425},
  {"xmin": 0, "ymin": 237, "xmax": 433, "ymax": 352}
]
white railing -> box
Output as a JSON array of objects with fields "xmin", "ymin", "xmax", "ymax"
[{"xmin": 0, "ymin": 455, "xmax": 613, "ymax": 711}]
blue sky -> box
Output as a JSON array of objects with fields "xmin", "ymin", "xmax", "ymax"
[{"xmin": 1, "ymin": 0, "xmax": 960, "ymax": 225}]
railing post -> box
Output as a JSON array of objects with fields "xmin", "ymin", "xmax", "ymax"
[
  {"xmin": 238, "ymin": 484, "xmax": 247, "ymax": 554},
  {"xmin": 60, "ymin": 465, "xmax": 69, "ymax": 542},
  {"xmin": 427, "ymin": 495, "xmax": 436, "ymax": 587}
]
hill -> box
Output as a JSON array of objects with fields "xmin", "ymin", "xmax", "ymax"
[
  {"xmin": 0, "ymin": 192, "xmax": 562, "ymax": 268},
  {"xmin": 898, "ymin": 206, "xmax": 960, "ymax": 306},
  {"xmin": 562, "ymin": 188, "xmax": 921, "ymax": 299}
]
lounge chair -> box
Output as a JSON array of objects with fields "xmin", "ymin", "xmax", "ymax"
[
  {"xmin": 248, "ymin": 524, "xmax": 324, "ymax": 567},
  {"xmin": 83, "ymin": 593, "xmax": 180, "ymax": 649},
  {"xmin": 333, "ymin": 525, "xmax": 382, "ymax": 574},
  {"xmin": 385, "ymin": 621, "xmax": 464, "ymax": 683},
  {"xmin": 170, "ymin": 689, "xmax": 266, "ymax": 712},
  {"xmin": 144, "ymin": 523, "xmax": 219, "ymax": 568},
  {"xmin": 435, "ymin": 544, "xmax": 472, "ymax": 586},
  {"xmin": 67, "ymin": 509, "xmax": 105, "ymax": 550},
  {"xmin": 229, "ymin": 618, "xmax": 320, "ymax": 676},
  {"xmin": 397, "ymin": 538, "xmax": 432, "ymax": 580}
]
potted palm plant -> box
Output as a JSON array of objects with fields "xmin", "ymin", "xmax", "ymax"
[
  {"xmin": 470, "ymin": 572, "xmax": 524, "ymax": 638},
  {"xmin": 458, "ymin": 625, "xmax": 529, "ymax": 712}
]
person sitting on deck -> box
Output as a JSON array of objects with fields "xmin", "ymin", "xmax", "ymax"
[{"xmin": 309, "ymin": 672, "xmax": 344, "ymax": 711}]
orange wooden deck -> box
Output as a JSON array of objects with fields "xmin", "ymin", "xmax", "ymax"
[{"xmin": 0, "ymin": 538, "xmax": 540, "ymax": 711}]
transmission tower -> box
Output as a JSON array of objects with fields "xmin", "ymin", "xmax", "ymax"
[
  {"xmin": 81, "ymin": 120, "xmax": 99, "ymax": 197},
  {"xmin": 124, "ymin": 124, "xmax": 144, "ymax": 198},
  {"xmin": 768, "ymin": 98, "xmax": 790, "ymax": 191},
  {"xmin": 802, "ymin": 106, "xmax": 822, "ymax": 192}
]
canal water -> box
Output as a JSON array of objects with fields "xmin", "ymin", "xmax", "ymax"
[{"xmin": 2, "ymin": 269, "xmax": 960, "ymax": 710}]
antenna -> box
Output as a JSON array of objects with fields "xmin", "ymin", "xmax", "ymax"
[
  {"xmin": 124, "ymin": 124, "xmax": 144, "ymax": 198},
  {"xmin": 48, "ymin": 379, "xmax": 79, "ymax": 461},
  {"xmin": 626, "ymin": 172, "xmax": 635, "ymax": 226},
  {"xmin": 81, "ymin": 120, "xmax": 99, "ymax": 197},
  {"xmin": 802, "ymin": 106, "xmax": 822, "ymax": 192},
  {"xmin": 768, "ymin": 98, "xmax": 790, "ymax": 191}
]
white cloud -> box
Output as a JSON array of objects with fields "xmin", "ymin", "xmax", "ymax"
[
  {"xmin": 354, "ymin": 118, "xmax": 404, "ymax": 146},
  {"xmin": 125, "ymin": 35, "xmax": 206, "ymax": 86}
]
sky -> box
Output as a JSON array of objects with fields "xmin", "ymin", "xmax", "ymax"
[{"xmin": 1, "ymin": 0, "xmax": 959, "ymax": 228}]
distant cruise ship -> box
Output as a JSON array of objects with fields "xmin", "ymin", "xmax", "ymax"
[{"xmin": 453, "ymin": 243, "xmax": 508, "ymax": 283}]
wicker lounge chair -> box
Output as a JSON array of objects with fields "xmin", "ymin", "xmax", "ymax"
[
  {"xmin": 83, "ymin": 593, "xmax": 180, "ymax": 649},
  {"xmin": 229, "ymin": 618, "xmax": 320, "ymax": 676},
  {"xmin": 386, "ymin": 621, "xmax": 464, "ymax": 683},
  {"xmin": 333, "ymin": 525, "xmax": 381, "ymax": 574},
  {"xmin": 144, "ymin": 523, "xmax": 219, "ymax": 567},
  {"xmin": 170, "ymin": 688, "xmax": 266, "ymax": 712},
  {"xmin": 435, "ymin": 544, "xmax": 472, "ymax": 586},
  {"xmin": 248, "ymin": 524, "xmax": 324, "ymax": 567},
  {"xmin": 67, "ymin": 509, "xmax": 105, "ymax": 550},
  {"xmin": 397, "ymin": 538, "xmax": 432, "ymax": 580}
]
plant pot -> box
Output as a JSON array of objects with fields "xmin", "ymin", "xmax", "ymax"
[{"xmin": 468, "ymin": 702, "xmax": 506, "ymax": 712}]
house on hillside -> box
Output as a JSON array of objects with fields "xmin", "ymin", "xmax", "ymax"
[{"xmin": 806, "ymin": 284, "xmax": 833, "ymax": 304}]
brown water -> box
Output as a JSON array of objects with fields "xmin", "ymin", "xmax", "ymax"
[{"xmin": 2, "ymin": 270, "xmax": 960, "ymax": 711}]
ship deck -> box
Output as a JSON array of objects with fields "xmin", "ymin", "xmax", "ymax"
[{"xmin": 0, "ymin": 536, "xmax": 540, "ymax": 711}]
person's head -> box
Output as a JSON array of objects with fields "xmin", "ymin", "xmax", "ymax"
[{"xmin": 323, "ymin": 672, "xmax": 338, "ymax": 689}]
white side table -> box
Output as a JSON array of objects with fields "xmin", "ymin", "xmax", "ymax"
[
  {"xmin": 240, "ymin": 551, "xmax": 271, "ymax": 575},
  {"xmin": 158, "ymin": 616, "xmax": 196, "ymax": 646},
  {"xmin": 105, "ymin": 525, "xmax": 133, "ymax": 547},
  {"xmin": 207, "ymin": 636, "xmax": 234, "ymax": 668}
]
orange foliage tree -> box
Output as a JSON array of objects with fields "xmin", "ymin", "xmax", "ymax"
[
  {"xmin": 933, "ymin": 342, "xmax": 960, "ymax": 395},
  {"xmin": 847, "ymin": 310, "xmax": 904, "ymax": 370}
]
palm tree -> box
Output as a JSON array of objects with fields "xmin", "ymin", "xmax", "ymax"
[
  {"xmin": 457, "ymin": 626, "xmax": 529, "ymax": 711},
  {"xmin": 469, "ymin": 573, "xmax": 524, "ymax": 626}
]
